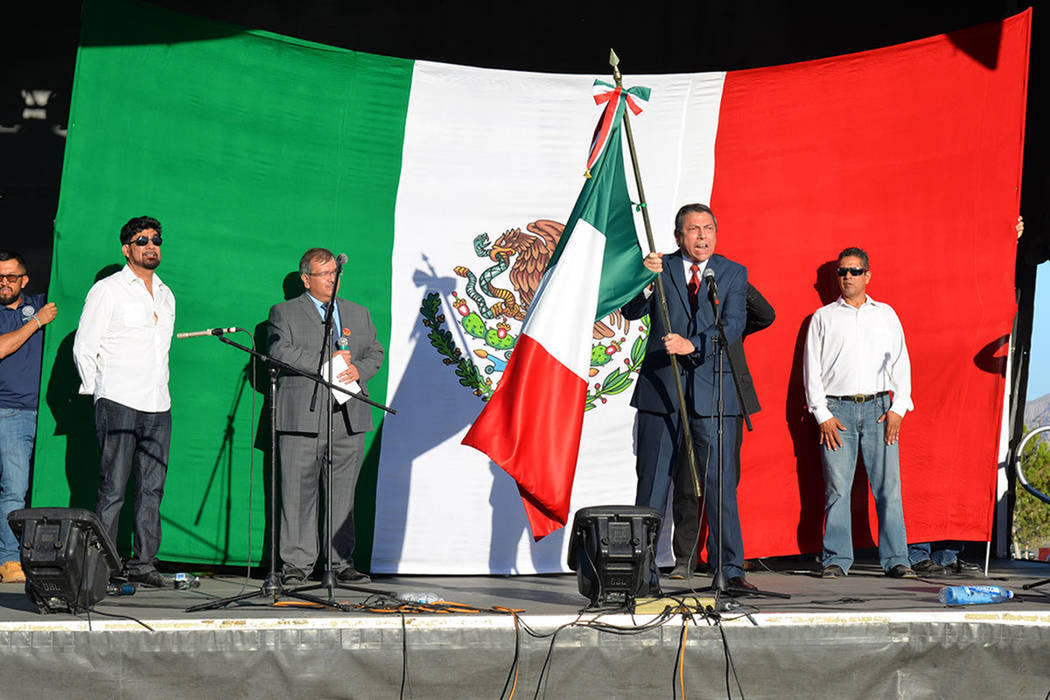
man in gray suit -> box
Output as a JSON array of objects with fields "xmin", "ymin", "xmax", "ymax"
[{"xmin": 268, "ymin": 247, "xmax": 384, "ymax": 585}]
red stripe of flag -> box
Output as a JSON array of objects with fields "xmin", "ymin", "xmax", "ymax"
[
  {"xmin": 462, "ymin": 334, "xmax": 586, "ymax": 539},
  {"xmin": 711, "ymin": 10, "xmax": 1030, "ymax": 557}
]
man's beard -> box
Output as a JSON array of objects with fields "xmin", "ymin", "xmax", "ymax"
[
  {"xmin": 141, "ymin": 256, "xmax": 161, "ymax": 270},
  {"xmin": 0, "ymin": 288, "xmax": 19, "ymax": 306}
]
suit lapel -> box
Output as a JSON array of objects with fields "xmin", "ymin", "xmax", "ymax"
[
  {"xmin": 665, "ymin": 250, "xmax": 690, "ymax": 317},
  {"xmin": 697, "ymin": 255, "xmax": 721, "ymax": 329},
  {"xmin": 297, "ymin": 292, "xmax": 321, "ymax": 325},
  {"xmin": 658, "ymin": 251, "xmax": 727, "ymax": 333},
  {"xmin": 692, "ymin": 257, "xmax": 718, "ymax": 331},
  {"xmin": 301, "ymin": 292, "xmax": 348, "ymax": 332},
  {"xmin": 335, "ymin": 298, "xmax": 351, "ymax": 334},
  {"xmin": 299, "ymin": 293, "xmax": 344, "ymax": 352}
]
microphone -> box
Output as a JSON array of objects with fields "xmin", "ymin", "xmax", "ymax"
[
  {"xmin": 176, "ymin": 327, "xmax": 242, "ymax": 339},
  {"xmin": 703, "ymin": 267, "xmax": 718, "ymax": 297},
  {"xmin": 335, "ymin": 253, "xmax": 348, "ymax": 266},
  {"xmin": 703, "ymin": 267, "xmax": 720, "ymax": 323}
]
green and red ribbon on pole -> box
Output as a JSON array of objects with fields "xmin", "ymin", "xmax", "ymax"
[{"xmin": 585, "ymin": 80, "xmax": 650, "ymax": 178}]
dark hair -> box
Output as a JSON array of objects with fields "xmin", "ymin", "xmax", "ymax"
[
  {"xmin": 120, "ymin": 216, "xmax": 162, "ymax": 244},
  {"xmin": 674, "ymin": 203, "xmax": 718, "ymax": 233},
  {"xmin": 0, "ymin": 251, "xmax": 27, "ymax": 273},
  {"xmin": 837, "ymin": 246, "xmax": 870, "ymax": 270},
  {"xmin": 299, "ymin": 247, "xmax": 335, "ymax": 276}
]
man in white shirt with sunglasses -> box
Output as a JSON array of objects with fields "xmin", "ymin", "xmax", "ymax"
[
  {"xmin": 74, "ymin": 216, "xmax": 175, "ymax": 589},
  {"xmin": 804, "ymin": 246, "xmax": 913, "ymax": 580}
]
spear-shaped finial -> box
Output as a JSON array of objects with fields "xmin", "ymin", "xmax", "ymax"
[{"xmin": 609, "ymin": 48, "xmax": 622, "ymax": 86}]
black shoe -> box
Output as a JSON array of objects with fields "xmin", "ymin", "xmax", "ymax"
[
  {"xmin": 335, "ymin": 567, "xmax": 371, "ymax": 584},
  {"xmin": 949, "ymin": 558, "xmax": 981, "ymax": 574},
  {"xmin": 281, "ymin": 567, "xmax": 307, "ymax": 586},
  {"xmin": 912, "ymin": 559, "xmax": 948, "ymax": 575},
  {"xmin": 667, "ymin": 562, "xmax": 691, "ymax": 580},
  {"xmin": 821, "ymin": 564, "xmax": 845, "ymax": 578},
  {"xmin": 886, "ymin": 564, "xmax": 915, "ymax": 578},
  {"xmin": 728, "ymin": 576, "xmax": 757, "ymax": 592},
  {"xmin": 127, "ymin": 569, "xmax": 171, "ymax": 588}
]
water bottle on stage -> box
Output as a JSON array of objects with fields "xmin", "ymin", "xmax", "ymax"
[{"xmin": 937, "ymin": 585, "xmax": 1014, "ymax": 605}]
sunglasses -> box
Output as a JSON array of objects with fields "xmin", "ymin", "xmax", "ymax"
[
  {"xmin": 126, "ymin": 235, "xmax": 163, "ymax": 247},
  {"xmin": 837, "ymin": 267, "xmax": 867, "ymax": 277},
  {"xmin": 0, "ymin": 273, "xmax": 26, "ymax": 283}
]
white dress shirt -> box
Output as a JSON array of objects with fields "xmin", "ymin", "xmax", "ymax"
[
  {"xmin": 73, "ymin": 265, "xmax": 176, "ymax": 412},
  {"xmin": 803, "ymin": 295, "xmax": 912, "ymax": 425},
  {"xmin": 681, "ymin": 256, "xmax": 709, "ymax": 281},
  {"xmin": 306, "ymin": 292, "xmax": 342, "ymax": 335}
]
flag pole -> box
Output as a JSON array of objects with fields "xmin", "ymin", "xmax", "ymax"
[{"xmin": 610, "ymin": 49, "xmax": 705, "ymax": 523}]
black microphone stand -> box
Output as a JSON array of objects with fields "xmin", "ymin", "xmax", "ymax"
[
  {"xmin": 185, "ymin": 331, "xmax": 395, "ymax": 613},
  {"xmin": 665, "ymin": 277, "xmax": 788, "ymax": 604}
]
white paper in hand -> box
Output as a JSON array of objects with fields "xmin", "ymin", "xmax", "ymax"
[{"xmin": 322, "ymin": 353, "xmax": 361, "ymax": 405}]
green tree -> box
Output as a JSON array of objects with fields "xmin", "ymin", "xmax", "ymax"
[{"xmin": 1013, "ymin": 428, "xmax": 1050, "ymax": 557}]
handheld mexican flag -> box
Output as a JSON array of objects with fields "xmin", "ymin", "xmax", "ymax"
[{"xmin": 462, "ymin": 80, "xmax": 656, "ymax": 539}]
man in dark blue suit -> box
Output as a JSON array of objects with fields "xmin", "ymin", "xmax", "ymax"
[{"xmin": 621, "ymin": 203, "xmax": 753, "ymax": 589}]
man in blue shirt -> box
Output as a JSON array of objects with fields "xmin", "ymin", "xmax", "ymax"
[{"xmin": 0, "ymin": 251, "xmax": 57, "ymax": 583}]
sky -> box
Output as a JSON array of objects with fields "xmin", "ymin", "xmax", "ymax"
[{"xmin": 1028, "ymin": 263, "xmax": 1050, "ymax": 402}]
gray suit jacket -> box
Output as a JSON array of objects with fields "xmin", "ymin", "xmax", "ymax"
[{"xmin": 267, "ymin": 293, "xmax": 384, "ymax": 434}]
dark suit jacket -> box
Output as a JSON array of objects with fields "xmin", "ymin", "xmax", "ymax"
[
  {"xmin": 622, "ymin": 251, "xmax": 747, "ymax": 416},
  {"xmin": 728, "ymin": 283, "xmax": 775, "ymax": 416},
  {"xmin": 267, "ymin": 293, "xmax": 384, "ymax": 434}
]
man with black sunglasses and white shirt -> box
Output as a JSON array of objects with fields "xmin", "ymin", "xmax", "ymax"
[
  {"xmin": 803, "ymin": 247, "xmax": 913, "ymax": 579},
  {"xmin": 74, "ymin": 216, "xmax": 175, "ymax": 588}
]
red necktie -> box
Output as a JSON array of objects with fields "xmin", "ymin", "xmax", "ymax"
[{"xmin": 688, "ymin": 263, "xmax": 700, "ymax": 313}]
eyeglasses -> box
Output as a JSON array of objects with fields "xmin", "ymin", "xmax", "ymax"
[
  {"xmin": 0, "ymin": 273, "xmax": 26, "ymax": 283},
  {"xmin": 125, "ymin": 235, "xmax": 163, "ymax": 247},
  {"xmin": 837, "ymin": 267, "xmax": 867, "ymax": 277},
  {"xmin": 307, "ymin": 270, "xmax": 337, "ymax": 278}
]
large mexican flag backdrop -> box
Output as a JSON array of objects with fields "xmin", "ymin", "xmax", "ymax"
[{"xmin": 35, "ymin": 0, "xmax": 1029, "ymax": 573}]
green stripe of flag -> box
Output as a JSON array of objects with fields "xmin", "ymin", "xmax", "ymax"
[
  {"xmin": 546, "ymin": 109, "xmax": 654, "ymax": 321},
  {"xmin": 38, "ymin": 0, "xmax": 415, "ymax": 566}
]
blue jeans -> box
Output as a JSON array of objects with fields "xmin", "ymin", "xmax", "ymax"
[
  {"xmin": 909, "ymin": 542, "xmax": 962, "ymax": 566},
  {"xmin": 820, "ymin": 394, "xmax": 908, "ymax": 573},
  {"xmin": 0, "ymin": 408, "xmax": 36, "ymax": 564}
]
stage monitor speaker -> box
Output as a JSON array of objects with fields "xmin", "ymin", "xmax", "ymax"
[
  {"xmin": 567, "ymin": 505, "xmax": 662, "ymax": 608},
  {"xmin": 7, "ymin": 508, "xmax": 121, "ymax": 614}
]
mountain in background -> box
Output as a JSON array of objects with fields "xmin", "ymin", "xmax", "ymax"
[{"xmin": 1025, "ymin": 392, "xmax": 1050, "ymax": 430}]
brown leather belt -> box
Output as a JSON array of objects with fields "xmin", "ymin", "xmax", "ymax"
[{"xmin": 827, "ymin": 391, "xmax": 889, "ymax": 403}]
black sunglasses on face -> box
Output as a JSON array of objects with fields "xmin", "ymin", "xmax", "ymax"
[
  {"xmin": 125, "ymin": 235, "xmax": 163, "ymax": 247},
  {"xmin": 837, "ymin": 267, "xmax": 867, "ymax": 277},
  {"xmin": 0, "ymin": 273, "xmax": 26, "ymax": 283}
]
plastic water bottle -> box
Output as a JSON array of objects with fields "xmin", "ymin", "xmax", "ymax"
[
  {"xmin": 937, "ymin": 585, "xmax": 1014, "ymax": 605},
  {"xmin": 107, "ymin": 582, "xmax": 136, "ymax": 596},
  {"xmin": 173, "ymin": 573, "xmax": 201, "ymax": 590},
  {"xmin": 397, "ymin": 591, "xmax": 441, "ymax": 604}
]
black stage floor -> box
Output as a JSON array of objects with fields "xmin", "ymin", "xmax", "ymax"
[
  {"xmin": 2, "ymin": 555, "xmax": 1050, "ymax": 698},
  {"xmin": 4, "ymin": 554, "xmax": 1050, "ymax": 620}
]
